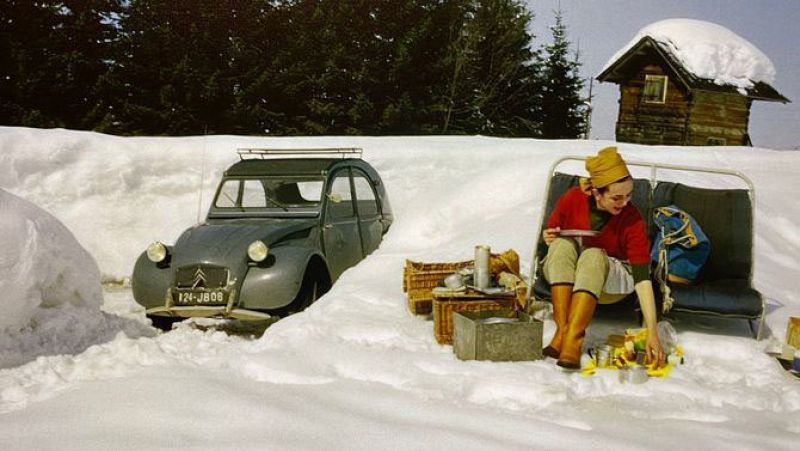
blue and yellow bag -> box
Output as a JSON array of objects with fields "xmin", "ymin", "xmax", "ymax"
[
  {"xmin": 651, "ymin": 206, "xmax": 711, "ymax": 284},
  {"xmin": 651, "ymin": 206, "xmax": 711, "ymax": 313}
]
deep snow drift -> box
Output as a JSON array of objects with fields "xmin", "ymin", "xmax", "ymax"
[
  {"xmin": 1, "ymin": 127, "xmax": 799, "ymax": 450},
  {"xmin": 0, "ymin": 188, "xmax": 103, "ymax": 331},
  {"xmin": 0, "ymin": 188, "xmax": 152, "ymax": 367}
]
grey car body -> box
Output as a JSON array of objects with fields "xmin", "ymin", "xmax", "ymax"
[{"xmin": 132, "ymin": 151, "xmax": 392, "ymax": 322}]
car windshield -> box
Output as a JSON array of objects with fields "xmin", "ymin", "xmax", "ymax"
[{"xmin": 213, "ymin": 176, "xmax": 324, "ymax": 212}]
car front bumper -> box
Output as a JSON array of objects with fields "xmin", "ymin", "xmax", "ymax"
[
  {"xmin": 146, "ymin": 287, "xmax": 272, "ymax": 321},
  {"xmin": 146, "ymin": 305, "xmax": 271, "ymax": 321}
]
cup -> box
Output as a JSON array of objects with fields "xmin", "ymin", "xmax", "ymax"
[
  {"xmin": 589, "ymin": 345, "xmax": 613, "ymax": 368},
  {"xmin": 444, "ymin": 273, "xmax": 465, "ymax": 290}
]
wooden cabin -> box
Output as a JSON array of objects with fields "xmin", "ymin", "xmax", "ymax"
[{"xmin": 597, "ymin": 36, "xmax": 789, "ymax": 146}]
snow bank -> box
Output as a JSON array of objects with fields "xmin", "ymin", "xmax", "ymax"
[
  {"xmin": 0, "ymin": 188, "xmax": 102, "ymax": 331},
  {"xmin": 1, "ymin": 127, "xmax": 800, "ymax": 449},
  {"xmin": 601, "ymin": 18, "xmax": 776, "ymax": 91},
  {"xmin": 0, "ymin": 188, "xmax": 154, "ymax": 368}
]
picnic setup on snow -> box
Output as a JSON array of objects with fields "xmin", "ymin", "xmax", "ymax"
[
  {"xmin": 404, "ymin": 146, "xmax": 800, "ymax": 380},
  {"xmin": 125, "ymin": 143, "xmax": 799, "ymax": 380}
]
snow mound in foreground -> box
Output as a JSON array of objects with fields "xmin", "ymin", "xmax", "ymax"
[{"xmin": 0, "ymin": 189, "xmax": 102, "ymax": 331}]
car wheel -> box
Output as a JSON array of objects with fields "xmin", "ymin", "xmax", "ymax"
[
  {"xmin": 295, "ymin": 272, "xmax": 321, "ymax": 312},
  {"xmin": 147, "ymin": 315, "xmax": 182, "ymax": 331},
  {"xmin": 277, "ymin": 265, "xmax": 330, "ymax": 317}
]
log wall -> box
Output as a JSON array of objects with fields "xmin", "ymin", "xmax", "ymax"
[
  {"xmin": 614, "ymin": 65, "xmax": 753, "ymax": 146},
  {"xmin": 686, "ymin": 91, "xmax": 750, "ymax": 146},
  {"xmin": 615, "ymin": 65, "xmax": 690, "ymax": 145}
]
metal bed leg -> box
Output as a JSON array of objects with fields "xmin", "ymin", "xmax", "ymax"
[
  {"xmin": 754, "ymin": 297, "xmax": 767, "ymax": 340},
  {"xmin": 755, "ymin": 311, "xmax": 766, "ymax": 341}
]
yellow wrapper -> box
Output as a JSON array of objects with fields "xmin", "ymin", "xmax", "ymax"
[{"xmin": 580, "ymin": 344, "xmax": 683, "ymax": 378}]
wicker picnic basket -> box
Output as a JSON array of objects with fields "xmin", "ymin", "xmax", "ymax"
[
  {"xmin": 432, "ymin": 292, "xmax": 516, "ymax": 345},
  {"xmin": 403, "ymin": 250, "xmax": 523, "ymax": 316},
  {"xmin": 403, "ymin": 259, "xmax": 473, "ymax": 315}
]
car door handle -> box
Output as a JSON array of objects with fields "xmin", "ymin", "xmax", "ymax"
[{"xmin": 324, "ymin": 224, "xmax": 334, "ymax": 229}]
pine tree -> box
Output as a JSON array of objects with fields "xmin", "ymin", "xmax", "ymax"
[
  {"xmin": 254, "ymin": 0, "xmax": 472, "ymax": 136},
  {"xmin": 539, "ymin": 7, "xmax": 586, "ymax": 139},
  {"xmin": 0, "ymin": 1, "xmax": 124, "ymax": 128},
  {"xmin": 106, "ymin": 0, "xmax": 270, "ymax": 135},
  {"xmin": 441, "ymin": 0, "xmax": 541, "ymax": 136},
  {"xmin": 370, "ymin": 0, "xmax": 469, "ymax": 134},
  {"xmin": 3, "ymin": 0, "xmax": 549, "ymax": 136}
]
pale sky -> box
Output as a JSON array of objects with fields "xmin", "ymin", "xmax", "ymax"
[{"xmin": 526, "ymin": 0, "xmax": 799, "ymax": 150}]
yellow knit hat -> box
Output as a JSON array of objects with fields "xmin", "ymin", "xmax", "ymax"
[{"xmin": 585, "ymin": 146, "xmax": 630, "ymax": 188}]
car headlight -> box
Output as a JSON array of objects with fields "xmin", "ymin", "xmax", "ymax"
[
  {"xmin": 146, "ymin": 242, "xmax": 168, "ymax": 263},
  {"xmin": 247, "ymin": 240, "xmax": 269, "ymax": 262}
]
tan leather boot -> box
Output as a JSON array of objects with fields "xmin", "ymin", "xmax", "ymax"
[
  {"xmin": 557, "ymin": 291, "xmax": 598, "ymax": 370},
  {"xmin": 543, "ymin": 284, "xmax": 574, "ymax": 359}
]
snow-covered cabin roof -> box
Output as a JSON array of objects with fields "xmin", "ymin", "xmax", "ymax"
[{"xmin": 597, "ymin": 19, "xmax": 789, "ymax": 103}]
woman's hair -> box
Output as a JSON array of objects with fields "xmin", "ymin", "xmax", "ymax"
[{"xmin": 596, "ymin": 175, "xmax": 632, "ymax": 194}]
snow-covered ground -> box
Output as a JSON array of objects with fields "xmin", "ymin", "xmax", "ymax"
[{"xmin": 1, "ymin": 126, "xmax": 799, "ymax": 450}]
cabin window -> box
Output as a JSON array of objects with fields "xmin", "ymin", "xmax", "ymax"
[
  {"xmin": 707, "ymin": 137, "xmax": 727, "ymax": 146},
  {"xmin": 643, "ymin": 74, "xmax": 668, "ymax": 103}
]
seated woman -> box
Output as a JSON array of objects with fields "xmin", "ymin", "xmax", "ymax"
[{"xmin": 541, "ymin": 146, "xmax": 665, "ymax": 370}]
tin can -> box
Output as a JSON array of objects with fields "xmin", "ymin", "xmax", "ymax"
[
  {"xmin": 635, "ymin": 350, "xmax": 647, "ymax": 365},
  {"xmin": 629, "ymin": 365, "xmax": 648, "ymax": 384},
  {"xmin": 591, "ymin": 345, "xmax": 613, "ymax": 368},
  {"xmin": 667, "ymin": 354, "xmax": 684, "ymax": 366},
  {"xmin": 618, "ymin": 366, "xmax": 631, "ymax": 383},
  {"xmin": 474, "ymin": 245, "xmax": 491, "ymax": 289}
]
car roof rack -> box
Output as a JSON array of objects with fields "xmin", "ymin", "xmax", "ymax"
[{"xmin": 236, "ymin": 148, "xmax": 363, "ymax": 160}]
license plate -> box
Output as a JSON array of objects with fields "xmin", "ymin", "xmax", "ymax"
[{"xmin": 173, "ymin": 290, "xmax": 228, "ymax": 305}]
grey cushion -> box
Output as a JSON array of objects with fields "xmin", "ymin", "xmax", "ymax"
[
  {"xmin": 668, "ymin": 280, "xmax": 762, "ymax": 318},
  {"xmin": 652, "ymin": 182, "xmax": 761, "ymax": 319},
  {"xmin": 653, "ymin": 182, "xmax": 752, "ymax": 281}
]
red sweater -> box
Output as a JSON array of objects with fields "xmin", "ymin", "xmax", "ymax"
[{"xmin": 547, "ymin": 187, "xmax": 651, "ymax": 265}]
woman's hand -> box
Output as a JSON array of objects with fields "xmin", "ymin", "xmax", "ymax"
[
  {"xmin": 634, "ymin": 280, "xmax": 665, "ymax": 368},
  {"xmin": 646, "ymin": 329, "xmax": 666, "ymax": 368},
  {"xmin": 543, "ymin": 227, "xmax": 560, "ymax": 245}
]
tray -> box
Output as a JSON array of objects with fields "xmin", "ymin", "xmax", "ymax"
[{"xmin": 558, "ymin": 229, "xmax": 599, "ymax": 237}]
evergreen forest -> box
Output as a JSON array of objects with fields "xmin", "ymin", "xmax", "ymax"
[{"xmin": 0, "ymin": 0, "xmax": 587, "ymax": 138}]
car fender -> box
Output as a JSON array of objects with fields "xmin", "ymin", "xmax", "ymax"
[
  {"xmin": 131, "ymin": 249, "xmax": 173, "ymax": 309},
  {"xmin": 238, "ymin": 245, "xmax": 329, "ymax": 311}
]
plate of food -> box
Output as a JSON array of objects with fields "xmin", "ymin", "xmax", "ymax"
[{"xmin": 558, "ymin": 229, "xmax": 600, "ymax": 238}]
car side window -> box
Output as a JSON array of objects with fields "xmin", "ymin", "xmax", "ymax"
[
  {"xmin": 215, "ymin": 180, "xmax": 240, "ymax": 208},
  {"xmin": 242, "ymin": 179, "xmax": 267, "ymax": 207},
  {"xmin": 353, "ymin": 173, "xmax": 378, "ymax": 217},
  {"xmin": 327, "ymin": 172, "xmax": 354, "ymax": 220},
  {"xmin": 297, "ymin": 180, "xmax": 324, "ymax": 203}
]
